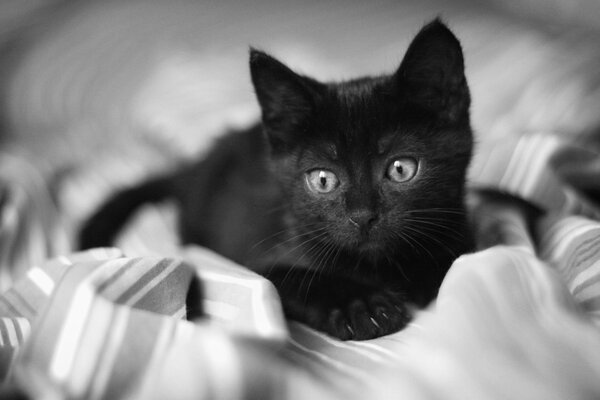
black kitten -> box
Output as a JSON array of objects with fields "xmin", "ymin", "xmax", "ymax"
[{"xmin": 80, "ymin": 19, "xmax": 474, "ymax": 340}]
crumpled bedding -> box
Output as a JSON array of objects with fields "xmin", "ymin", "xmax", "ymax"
[
  {"xmin": 2, "ymin": 1, "xmax": 600, "ymax": 399},
  {"xmin": 4, "ymin": 133, "xmax": 600, "ymax": 400}
]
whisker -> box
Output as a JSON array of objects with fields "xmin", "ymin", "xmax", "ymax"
[
  {"xmin": 389, "ymin": 227, "xmax": 436, "ymax": 265},
  {"xmin": 384, "ymin": 226, "xmax": 418, "ymax": 254},
  {"xmin": 298, "ymin": 237, "xmax": 331, "ymax": 296},
  {"xmin": 249, "ymin": 221, "xmax": 323, "ymax": 252},
  {"xmin": 406, "ymin": 208, "xmax": 467, "ymax": 216},
  {"xmin": 402, "ymin": 214, "xmax": 467, "ymax": 224},
  {"xmin": 304, "ymin": 239, "xmax": 336, "ymax": 301},
  {"xmin": 257, "ymin": 225, "xmax": 328, "ymax": 263},
  {"xmin": 327, "ymin": 246, "xmax": 342, "ymax": 277},
  {"xmin": 381, "ymin": 243, "xmax": 410, "ymax": 282},
  {"xmin": 273, "ymin": 222, "xmax": 338, "ymax": 290},
  {"xmin": 403, "ymin": 218, "xmax": 466, "ymax": 238},
  {"xmin": 265, "ymin": 228, "xmax": 330, "ymax": 279},
  {"xmin": 263, "ymin": 203, "xmax": 289, "ymax": 215},
  {"xmin": 402, "ymin": 225, "xmax": 458, "ymax": 261}
]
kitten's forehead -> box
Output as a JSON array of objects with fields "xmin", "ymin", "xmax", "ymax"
[
  {"xmin": 375, "ymin": 133, "xmax": 399, "ymax": 154},
  {"xmin": 326, "ymin": 132, "xmax": 410, "ymax": 166},
  {"xmin": 322, "ymin": 78, "xmax": 403, "ymax": 158},
  {"xmin": 314, "ymin": 75, "xmax": 457, "ymax": 162},
  {"xmin": 331, "ymin": 131, "xmax": 397, "ymax": 157}
]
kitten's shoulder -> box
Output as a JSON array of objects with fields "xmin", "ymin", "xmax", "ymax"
[
  {"xmin": 195, "ymin": 123, "xmax": 266, "ymax": 167},
  {"xmin": 179, "ymin": 123, "xmax": 267, "ymax": 181},
  {"xmin": 213, "ymin": 123, "xmax": 266, "ymax": 157}
]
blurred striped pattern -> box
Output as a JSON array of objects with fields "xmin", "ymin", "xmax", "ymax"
[{"xmin": 2, "ymin": 184, "xmax": 600, "ymax": 399}]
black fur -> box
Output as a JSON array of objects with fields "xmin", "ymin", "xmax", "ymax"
[{"xmin": 80, "ymin": 19, "xmax": 474, "ymax": 340}]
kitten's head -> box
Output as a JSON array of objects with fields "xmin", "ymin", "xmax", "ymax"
[{"xmin": 250, "ymin": 19, "xmax": 472, "ymax": 260}]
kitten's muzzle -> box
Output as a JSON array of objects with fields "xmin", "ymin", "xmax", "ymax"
[{"xmin": 348, "ymin": 210, "xmax": 378, "ymax": 231}]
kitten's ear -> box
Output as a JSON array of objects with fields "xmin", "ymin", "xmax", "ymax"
[
  {"xmin": 250, "ymin": 49, "xmax": 321, "ymax": 150},
  {"xmin": 396, "ymin": 19, "xmax": 470, "ymax": 122}
]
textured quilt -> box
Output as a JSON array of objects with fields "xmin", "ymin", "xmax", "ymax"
[{"xmin": 2, "ymin": 1, "xmax": 600, "ymax": 399}]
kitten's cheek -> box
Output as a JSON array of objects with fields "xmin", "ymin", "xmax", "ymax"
[{"xmin": 327, "ymin": 224, "xmax": 354, "ymax": 245}]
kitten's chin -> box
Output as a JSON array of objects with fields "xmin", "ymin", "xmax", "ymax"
[
  {"xmin": 354, "ymin": 239, "xmax": 387, "ymax": 259},
  {"xmin": 333, "ymin": 229, "xmax": 387, "ymax": 258},
  {"xmin": 357, "ymin": 240, "xmax": 382, "ymax": 252}
]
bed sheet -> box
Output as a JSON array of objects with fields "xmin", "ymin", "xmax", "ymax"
[{"xmin": 2, "ymin": 1, "xmax": 600, "ymax": 399}]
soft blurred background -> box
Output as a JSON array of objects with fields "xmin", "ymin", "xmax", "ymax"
[
  {"xmin": 2, "ymin": 0, "xmax": 600, "ymax": 158},
  {"xmin": 2, "ymin": 2, "xmax": 600, "ymax": 400}
]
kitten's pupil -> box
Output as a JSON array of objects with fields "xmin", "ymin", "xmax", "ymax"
[
  {"xmin": 394, "ymin": 161, "xmax": 403, "ymax": 175},
  {"xmin": 319, "ymin": 171, "xmax": 327, "ymax": 188}
]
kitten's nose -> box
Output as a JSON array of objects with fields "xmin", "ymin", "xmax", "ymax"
[{"xmin": 349, "ymin": 210, "xmax": 377, "ymax": 230}]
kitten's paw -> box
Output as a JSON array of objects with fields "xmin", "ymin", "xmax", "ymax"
[
  {"xmin": 318, "ymin": 289, "xmax": 411, "ymax": 340},
  {"xmin": 267, "ymin": 269, "xmax": 412, "ymax": 340}
]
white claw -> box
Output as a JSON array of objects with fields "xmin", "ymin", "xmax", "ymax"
[{"xmin": 346, "ymin": 324, "xmax": 355, "ymax": 335}]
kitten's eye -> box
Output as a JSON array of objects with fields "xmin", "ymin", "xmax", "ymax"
[
  {"xmin": 386, "ymin": 158, "xmax": 418, "ymax": 183},
  {"xmin": 306, "ymin": 170, "xmax": 339, "ymax": 194}
]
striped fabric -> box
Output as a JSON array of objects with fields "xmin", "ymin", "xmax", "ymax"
[{"xmin": 1, "ymin": 133, "xmax": 600, "ymax": 399}]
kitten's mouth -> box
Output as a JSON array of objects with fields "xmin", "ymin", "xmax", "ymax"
[
  {"xmin": 330, "ymin": 226, "xmax": 385, "ymax": 255},
  {"xmin": 356, "ymin": 238, "xmax": 383, "ymax": 253},
  {"xmin": 336, "ymin": 226, "xmax": 385, "ymax": 254}
]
